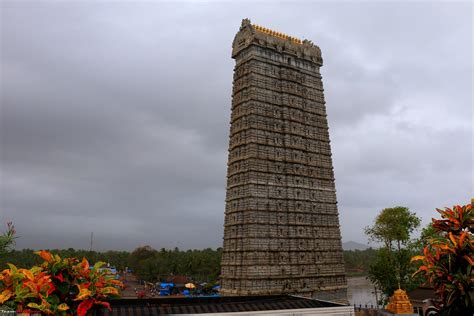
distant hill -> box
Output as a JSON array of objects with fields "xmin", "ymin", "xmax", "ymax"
[{"xmin": 342, "ymin": 241, "xmax": 368, "ymax": 251}]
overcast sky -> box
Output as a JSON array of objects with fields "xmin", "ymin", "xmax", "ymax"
[{"xmin": 1, "ymin": 1, "xmax": 472, "ymax": 251}]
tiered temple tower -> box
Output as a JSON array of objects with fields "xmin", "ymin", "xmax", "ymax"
[{"xmin": 220, "ymin": 19, "xmax": 347, "ymax": 302}]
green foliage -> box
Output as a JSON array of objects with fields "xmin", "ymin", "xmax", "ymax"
[
  {"xmin": 367, "ymin": 245, "xmax": 422, "ymax": 303},
  {"xmin": 2, "ymin": 246, "xmax": 223, "ymax": 285},
  {"xmin": 419, "ymin": 223, "xmax": 438, "ymax": 249},
  {"xmin": 129, "ymin": 246, "xmax": 222, "ymax": 283},
  {"xmin": 365, "ymin": 206, "xmax": 422, "ymax": 303},
  {"xmin": 0, "ymin": 222, "xmax": 16, "ymax": 256},
  {"xmin": 128, "ymin": 245, "xmax": 156, "ymax": 274},
  {"xmin": 365, "ymin": 206, "xmax": 421, "ymax": 251},
  {"xmin": 412, "ymin": 204, "xmax": 473, "ymax": 315},
  {"xmin": 343, "ymin": 248, "xmax": 377, "ymax": 275}
]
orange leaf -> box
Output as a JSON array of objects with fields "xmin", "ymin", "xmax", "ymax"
[
  {"xmin": 448, "ymin": 232, "xmax": 457, "ymax": 246},
  {"xmin": 75, "ymin": 288, "xmax": 92, "ymax": 301},
  {"xmin": 463, "ymin": 255, "xmax": 474, "ymax": 266},
  {"xmin": 458, "ymin": 230, "xmax": 468, "ymax": 247},
  {"xmin": 19, "ymin": 269, "xmax": 34, "ymax": 281},
  {"xmin": 35, "ymin": 250, "xmax": 53, "ymax": 263},
  {"xmin": 411, "ymin": 255, "xmax": 425, "ymax": 262},
  {"xmin": 23, "ymin": 280, "xmax": 39, "ymax": 295},
  {"xmin": 0, "ymin": 289, "xmax": 12, "ymax": 304},
  {"xmin": 80, "ymin": 258, "xmax": 90, "ymax": 271},
  {"xmin": 57, "ymin": 303, "xmax": 69, "ymax": 311},
  {"xmin": 109, "ymin": 279, "xmax": 124, "ymax": 288},
  {"xmin": 412, "ymin": 265, "xmax": 428, "ymax": 277},
  {"xmin": 99, "ymin": 286, "xmax": 119, "ymax": 296},
  {"xmin": 78, "ymin": 282, "xmax": 91, "ymax": 290}
]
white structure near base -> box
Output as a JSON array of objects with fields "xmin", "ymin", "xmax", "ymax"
[{"xmin": 176, "ymin": 305, "xmax": 355, "ymax": 316}]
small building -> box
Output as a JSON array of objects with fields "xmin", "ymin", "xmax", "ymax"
[{"xmin": 407, "ymin": 286, "xmax": 437, "ymax": 315}]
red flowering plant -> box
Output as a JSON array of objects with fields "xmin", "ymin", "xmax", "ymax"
[
  {"xmin": 411, "ymin": 203, "xmax": 473, "ymax": 315},
  {"xmin": 0, "ymin": 250, "xmax": 123, "ymax": 315}
]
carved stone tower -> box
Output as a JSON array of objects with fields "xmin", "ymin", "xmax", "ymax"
[{"xmin": 220, "ymin": 19, "xmax": 347, "ymax": 302}]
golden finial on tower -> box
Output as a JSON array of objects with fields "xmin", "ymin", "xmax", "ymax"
[{"xmin": 251, "ymin": 23, "xmax": 302, "ymax": 45}]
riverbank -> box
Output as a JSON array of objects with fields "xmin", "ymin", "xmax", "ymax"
[{"xmin": 347, "ymin": 276, "xmax": 378, "ymax": 308}]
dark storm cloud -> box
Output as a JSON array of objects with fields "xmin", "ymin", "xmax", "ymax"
[{"xmin": 1, "ymin": 1, "xmax": 472, "ymax": 250}]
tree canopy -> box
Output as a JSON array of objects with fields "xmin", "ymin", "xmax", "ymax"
[
  {"xmin": 365, "ymin": 206, "xmax": 422, "ymax": 303},
  {"xmin": 365, "ymin": 206, "xmax": 421, "ymax": 251},
  {"xmin": 2, "ymin": 246, "xmax": 222, "ymax": 285}
]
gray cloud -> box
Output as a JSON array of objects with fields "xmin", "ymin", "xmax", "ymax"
[{"xmin": 1, "ymin": 1, "xmax": 472, "ymax": 250}]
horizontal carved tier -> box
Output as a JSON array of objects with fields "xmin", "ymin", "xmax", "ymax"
[
  {"xmin": 227, "ymin": 144, "xmax": 333, "ymax": 168},
  {"xmin": 223, "ymin": 209, "xmax": 340, "ymax": 226},
  {"xmin": 222, "ymin": 236, "xmax": 343, "ymax": 251},
  {"xmin": 231, "ymin": 101, "xmax": 329, "ymax": 128},
  {"xmin": 225, "ymin": 202, "xmax": 338, "ymax": 218},
  {"xmin": 232, "ymin": 90, "xmax": 327, "ymax": 116},
  {"xmin": 233, "ymin": 85, "xmax": 325, "ymax": 106},
  {"xmin": 227, "ymin": 170, "xmax": 335, "ymax": 190},
  {"xmin": 234, "ymin": 59, "xmax": 323, "ymax": 89},
  {"xmin": 222, "ymin": 224, "xmax": 343, "ymax": 241},
  {"xmin": 221, "ymin": 250, "xmax": 344, "ymax": 265},
  {"xmin": 227, "ymin": 158, "xmax": 335, "ymax": 180},
  {"xmin": 229, "ymin": 129, "xmax": 331, "ymax": 153},
  {"xmin": 233, "ymin": 73, "xmax": 324, "ymax": 100}
]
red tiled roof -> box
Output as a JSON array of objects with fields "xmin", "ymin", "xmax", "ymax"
[{"xmin": 165, "ymin": 275, "xmax": 190, "ymax": 285}]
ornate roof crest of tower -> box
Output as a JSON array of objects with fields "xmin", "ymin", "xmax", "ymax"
[{"xmin": 232, "ymin": 18, "xmax": 322, "ymax": 64}]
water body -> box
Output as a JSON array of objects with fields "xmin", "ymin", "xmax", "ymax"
[{"xmin": 347, "ymin": 276, "xmax": 379, "ymax": 308}]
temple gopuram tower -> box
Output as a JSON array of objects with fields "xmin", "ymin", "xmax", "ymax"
[{"xmin": 220, "ymin": 19, "xmax": 347, "ymax": 302}]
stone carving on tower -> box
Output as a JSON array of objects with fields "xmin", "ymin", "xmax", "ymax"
[{"xmin": 220, "ymin": 19, "xmax": 347, "ymax": 302}]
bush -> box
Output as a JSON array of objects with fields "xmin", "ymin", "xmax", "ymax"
[
  {"xmin": 0, "ymin": 250, "xmax": 123, "ymax": 315},
  {"xmin": 412, "ymin": 203, "xmax": 473, "ymax": 315}
]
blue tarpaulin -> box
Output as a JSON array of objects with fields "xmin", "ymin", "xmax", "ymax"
[{"xmin": 159, "ymin": 283, "xmax": 174, "ymax": 296}]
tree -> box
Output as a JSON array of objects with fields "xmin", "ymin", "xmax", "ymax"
[
  {"xmin": 365, "ymin": 206, "xmax": 421, "ymax": 253},
  {"xmin": 418, "ymin": 223, "xmax": 438, "ymax": 251},
  {"xmin": 0, "ymin": 222, "xmax": 16, "ymax": 256},
  {"xmin": 129, "ymin": 245, "xmax": 157, "ymax": 281},
  {"xmin": 364, "ymin": 206, "xmax": 421, "ymax": 302},
  {"xmin": 412, "ymin": 203, "xmax": 473, "ymax": 315}
]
